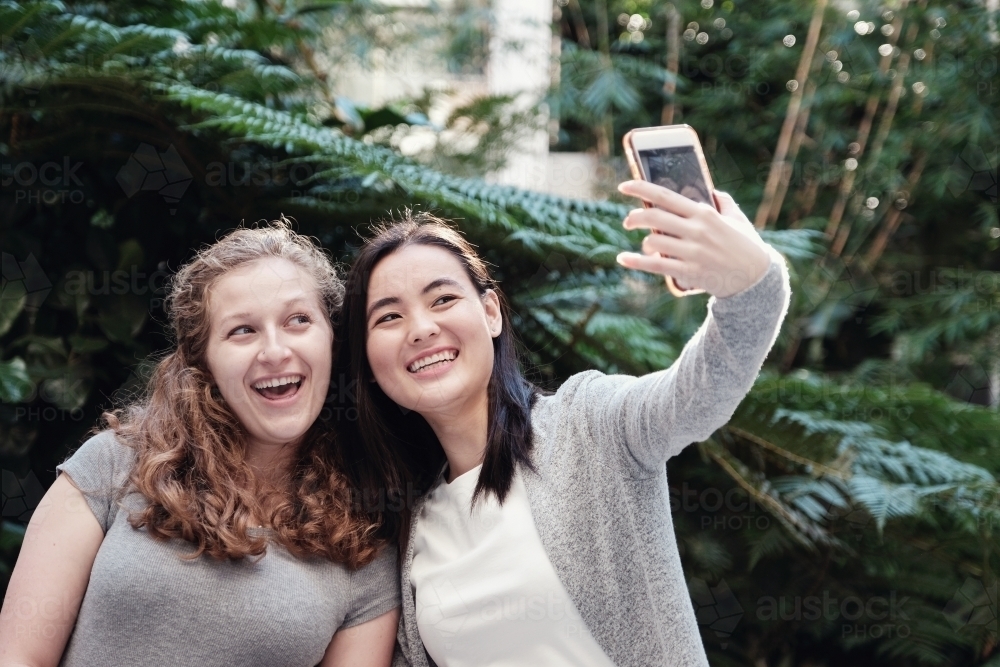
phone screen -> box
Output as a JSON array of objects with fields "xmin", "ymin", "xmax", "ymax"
[{"xmin": 638, "ymin": 146, "xmax": 712, "ymax": 205}]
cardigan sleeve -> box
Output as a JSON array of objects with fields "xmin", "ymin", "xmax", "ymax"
[{"xmin": 565, "ymin": 245, "xmax": 791, "ymax": 477}]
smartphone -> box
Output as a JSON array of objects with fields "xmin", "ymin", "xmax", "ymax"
[{"xmin": 622, "ymin": 124, "xmax": 716, "ymax": 297}]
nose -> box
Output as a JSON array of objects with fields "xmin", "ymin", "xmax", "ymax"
[
  {"xmin": 409, "ymin": 309, "xmax": 440, "ymax": 344},
  {"xmin": 258, "ymin": 326, "xmax": 293, "ymax": 365}
]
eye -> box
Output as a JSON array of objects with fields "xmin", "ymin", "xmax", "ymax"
[
  {"xmin": 374, "ymin": 312, "xmax": 401, "ymax": 326},
  {"xmin": 228, "ymin": 325, "xmax": 253, "ymax": 337},
  {"xmin": 290, "ymin": 313, "xmax": 312, "ymax": 326},
  {"xmin": 433, "ymin": 295, "xmax": 457, "ymax": 306}
]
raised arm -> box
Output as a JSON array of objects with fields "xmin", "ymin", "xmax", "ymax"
[
  {"xmin": 577, "ymin": 182, "xmax": 791, "ymax": 476},
  {"xmin": 0, "ymin": 474, "xmax": 104, "ymax": 667}
]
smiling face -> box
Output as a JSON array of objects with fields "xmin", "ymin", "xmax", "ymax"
[
  {"xmin": 365, "ymin": 243, "xmax": 502, "ymax": 421},
  {"xmin": 204, "ymin": 257, "xmax": 333, "ymax": 454}
]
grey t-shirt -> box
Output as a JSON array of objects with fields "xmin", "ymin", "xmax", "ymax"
[{"xmin": 56, "ymin": 430, "xmax": 400, "ymax": 667}]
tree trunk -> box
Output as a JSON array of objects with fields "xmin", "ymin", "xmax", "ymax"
[
  {"xmin": 862, "ymin": 151, "xmax": 926, "ymax": 266},
  {"xmin": 824, "ymin": 2, "xmax": 908, "ymax": 243},
  {"xmin": 594, "ymin": 0, "xmax": 613, "ymax": 158},
  {"xmin": 661, "ymin": 4, "xmax": 681, "ymax": 125},
  {"xmin": 753, "ymin": 0, "xmax": 827, "ymax": 229}
]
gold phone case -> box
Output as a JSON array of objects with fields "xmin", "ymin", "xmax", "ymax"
[{"xmin": 622, "ymin": 124, "xmax": 716, "ymax": 298}]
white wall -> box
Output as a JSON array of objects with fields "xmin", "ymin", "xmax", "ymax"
[{"xmin": 486, "ymin": 0, "xmax": 553, "ymax": 190}]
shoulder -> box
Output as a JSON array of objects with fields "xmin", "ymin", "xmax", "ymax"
[
  {"xmin": 349, "ymin": 544, "xmax": 400, "ymax": 598},
  {"xmin": 529, "ymin": 370, "xmax": 636, "ymax": 462},
  {"xmin": 534, "ymin": 370, "xmax": 602, "ymax": 407},
  {"xmin": 352, "ymin": 543, "xmax": 399, "ymax": 579},
  {"xmin": 57, "ymin": 429, "xmax": 137, "ymax": 492},
  {"xmin": 69, "ymin": 428, "xmax": 134, "ymax": 457},
  {"xmin": 55, "ymin": 429, "xmax": 138, "ymax": 533},
  {"xmin": 66, "ymin": 429, "xmax": 136, "ymax": 467},
  {"xmin": 532, "ymin": 369, "xmax": 633, "ymax": 419},
  {"xmin": 344, "ymin": 545, "xmax": 402, "ymax": 628}
]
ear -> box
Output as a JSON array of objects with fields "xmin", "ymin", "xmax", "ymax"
[{"xmin": 482, "ymin": 289, "xmax": 503, "ymax": 338}]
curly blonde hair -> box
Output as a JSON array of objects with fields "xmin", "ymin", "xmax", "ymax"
[{"xmin": 100, "ymin": 219, "xmax": 381, "ymax": 568}]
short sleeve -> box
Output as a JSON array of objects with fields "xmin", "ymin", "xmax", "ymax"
[
  {"xmin": 343, "ymin": 546, "xmax": 401, "ymax": 629},
  {"xmin": 55, "ymin": 430, "xmax": 135, "ymax": 533}
]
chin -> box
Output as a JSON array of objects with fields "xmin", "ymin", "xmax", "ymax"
[
  {"xmin": 263, "ymin": 423, "xmax": 311, "ymax": 445},
  {"xmin": 406, "ymin": 380, "xmax": 481, "ymax": 415}
]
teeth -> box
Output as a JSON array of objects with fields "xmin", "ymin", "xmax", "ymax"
[
  {"xmin": 253, "ymin": 375, "xmax": 303, "ymax": 390},
  {"xmin": 408, "ymin": 350, "xmax": 457, "ymax": 373}
]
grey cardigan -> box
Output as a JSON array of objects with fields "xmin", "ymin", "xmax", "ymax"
[{"xmin": 394, "ymin": 248, "xmax": 792, "ymax": 667}]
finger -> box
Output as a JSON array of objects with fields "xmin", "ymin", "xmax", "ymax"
[
  {"xmin": 712, "ymin": 191, "xmax": 753, "ymax": 228},
  {"xmin": 641, "ymin": 232, "xmax": 691, "ymax": 259},
  {"xmin": 712, "ymin": 190, "xmax": 737, "ymax": 215},
  {"xmin": 616, "ymin": 251, "xmax": 689, "ymax": 278},
  {"xmin": 618, "ymin": 180, "xmax": 702, "ymax": 218},
  {"xmin": 624, "ymin": 207, "xmax": 698, "ymax": 238}
]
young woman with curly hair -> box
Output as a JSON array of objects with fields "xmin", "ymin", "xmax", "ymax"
[
  {"xmin": 0, "ymin": 221, "xmax": 399, "ymax": 667},
  {"xmin": 333, "ymin": 181, "xmax": 791, "ymax": 667}
]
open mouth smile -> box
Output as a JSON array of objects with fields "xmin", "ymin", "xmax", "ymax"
[
  {"xmin": 407, "ymin": 350, "xmax": 459, "ymax": 374},
  {"xmin": 252, "ymin": 374, "xmax": 304, "ymax": 400}
]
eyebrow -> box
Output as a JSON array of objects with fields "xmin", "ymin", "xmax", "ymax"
[
  {"xmin": 366, "ymin": 277, "xmax": 466, "ymax": 323},
  {"xmin": 218, "ymin": 295, "xmax": 316, "ymax": 327}
]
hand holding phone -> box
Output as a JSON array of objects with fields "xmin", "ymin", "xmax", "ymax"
[{"xmin": 619, "ymin": 125, "xmax": 771, "ymax": 298}]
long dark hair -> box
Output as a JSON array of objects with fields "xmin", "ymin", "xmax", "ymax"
[{"xmin": 333, "ymin": 212, "xmax": 539, "ymax": 546}]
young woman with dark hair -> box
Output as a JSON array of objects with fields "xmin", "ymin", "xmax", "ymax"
[
  {"xmin": 335, "ymin": 180, "xmax": 791, "ymax": 667},
  {"xmin": 0, "ymin": 220, "xmax": 399, "ymax": 667}
]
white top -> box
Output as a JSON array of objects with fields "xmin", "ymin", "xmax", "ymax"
[{"xmin": 410, "ymin": 464, "xmax": 617, "ymax": 667}]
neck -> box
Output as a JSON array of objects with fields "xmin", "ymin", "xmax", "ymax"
[
  {"xmin": 244, "ymin": 436, "xmax": 299, "ymax": 485},
  {"xmin": 422, "ymin": 391, "xmax": 489, "ymax": 483}
]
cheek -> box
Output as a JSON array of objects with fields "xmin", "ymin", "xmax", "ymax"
[
  {"xmin": 474, "ymin": 340, "xmax": 496, "ymax": 384},
  {"xmin": 312, "ymin": 333, "xmax": 334, "ymax": 378},
  {"xmin": 365, "ymin": 333, "xmax": 395, "ymax": 384},
  {"xmin": 204, "ymin": 346, "xmax": 232, "ymax": 392},
  {"xmin": 213, "ymin": 365, "xmax": 248, "ymax": 407}
]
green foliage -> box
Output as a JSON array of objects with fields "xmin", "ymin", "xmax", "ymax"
[
  {"xmin": 548, "ymin": 0, "xmax": 1000, "ymax": 663},
  {"xmin": 2, "ymin": 0, "xmax": 999, "ymax": 664}
]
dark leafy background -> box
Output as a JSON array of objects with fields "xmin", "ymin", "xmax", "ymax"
[{"xmin": 1, "ymin": 0, "xmax": 999, "ymax": 664}]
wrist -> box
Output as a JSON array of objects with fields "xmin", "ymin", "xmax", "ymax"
[{"xmin": 712, "ymin": 245, "xmax": 773, "ymax": 299}]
